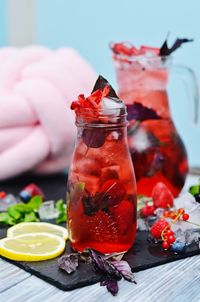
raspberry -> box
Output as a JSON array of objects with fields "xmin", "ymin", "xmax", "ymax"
[
  {"xmin": 152, "ymin": 182, "xmax": 174, "ymax": 209},
  {"xmin": 150, "ymin": 219, "xmax": 170, "ymax": 239},
  {"xmin": 110, "ymin": 200, "xmax": 134, "ymax": 235},
  {"xmin": 101, "ymin": 179, "xmax": 126, "ymax": 207},
  {"xmin": 141, "ymin": 205, "xmax": 155, "ymax": 217}
]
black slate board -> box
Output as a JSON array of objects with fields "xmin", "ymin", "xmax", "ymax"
[{"xmin": 0, "ymin": 174, "xmax": 200, "ymax": 291}]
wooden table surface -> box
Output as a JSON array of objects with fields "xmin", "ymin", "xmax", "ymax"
[{"xmin": 0, "ymin": 175, "xmax": 200, "ymax": 302}]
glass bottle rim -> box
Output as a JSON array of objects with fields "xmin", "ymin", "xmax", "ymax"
[{"xmin": 75, "ymin": 107, "xmax": 128, "ymax": 128}]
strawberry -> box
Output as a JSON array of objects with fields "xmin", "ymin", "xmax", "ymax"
[
  {"xmin": 101, "ymin": 179, "xmax": 126, "ymax": 207},
  {"xmin": 152, "ymin": 182, "xmax": 174, "ymax": 209},
  {"xmin": 150, "ymin": 218, "xmax": 170, "ymax": 239},
  {"xmin": 110, "ymin": 200, "xmax": 134, "ymax": 235},
  {"xmin": 86, "ymin": 210, "xmax": 118, "ymax": 242},
  {"xmin": 139, "ymin": 46, "xmax": 160, "ymax": 55}
]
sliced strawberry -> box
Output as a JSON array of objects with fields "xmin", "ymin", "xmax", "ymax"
[
  {"xmin": 152, "ymin": 182, "xmax": 174, "ymax": 209},
  {"xmin": 110, "ymin": 200, "xmax": 134, "ymax": 235},
  {"xmin": 139, "ymin": 46, "xmax": 160, "ymax": 55},
  {"xmin": 101, "ymin": 179, "xmax": 126, "ymax": 207}
]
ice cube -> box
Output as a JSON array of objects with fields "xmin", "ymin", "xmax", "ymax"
[
  {"xmin": 185, "ymin": 228, "xmax": 200, "ymax": 245},
  {"xmin": 174, "ymin": 192, "xmax": 200, "ymax": 229},
  {"xmin": 0, "ymin": 194, "xmax": 18, "ymax": 211},
  {"xmin": 38, "ymin": 201, "xmax": 59, "ymax": 220},
  {"xmin": 102, "ymin": 97, "xmax": 125, "ymax": 116},
  {"xmin": 174, "ymin": 192, "xmax": 197, "ymax": 212}
]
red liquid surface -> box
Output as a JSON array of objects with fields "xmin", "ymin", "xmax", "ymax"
[{"xmin": 67, "ymin": 128, "xmax": 137, "ymax": 254}]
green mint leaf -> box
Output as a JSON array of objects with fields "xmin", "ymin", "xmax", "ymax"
[
  {"xmin": 27, "ymin": 196, "xmax": 43, "ymax": 211},
  {"xmin": 56, "ymin": 199, "xmax": 67, "ymax": 224},
  {"xmin": 12, "ymin": 203, "xmax": 32, "ymax": 213},
  {"xmin": 24, "ymin": 212, "xmax": 39, "ymax": 222},
  {"xmin": 8, "ymin": 206, "xmax": 22, "ymax": 220},
  {"xmin": 0, "ymin": 213, "xmax": 16, "ymax": 225}
]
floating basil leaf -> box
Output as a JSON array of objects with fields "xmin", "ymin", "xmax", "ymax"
[
  {"xmin": 127, "ymin": 103, "xmax": 161, "ymax": 121},
  {"xmin": 82, "ymin": 128, "xmax": 106, "ymax": 148}
]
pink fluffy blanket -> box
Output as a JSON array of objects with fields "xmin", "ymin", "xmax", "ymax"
[{"xmin": 0, "ymin": 46, "xmax": 96, "ymax": 181}]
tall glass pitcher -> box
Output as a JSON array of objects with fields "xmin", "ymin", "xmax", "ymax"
[{"xmin": 112, "ymin": 51, "xmax": 199, "ymax": 197}]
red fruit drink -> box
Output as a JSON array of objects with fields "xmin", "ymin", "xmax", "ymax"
[
  {"xmin": 67, "ymin": 76, "xmax": 137, "ymax": 254},
  {"xmin": 112, "ymin": 43, "xmax": 189, "ymax": 197}
]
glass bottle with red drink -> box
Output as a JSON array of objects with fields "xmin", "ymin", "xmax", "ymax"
[
  {"xmin": 67, "ymin": 76, "xmax": 137, "ymax": 254},
  {"xmin": 111, "ymin": 38, "xmax": 199, "ymax": 197}
]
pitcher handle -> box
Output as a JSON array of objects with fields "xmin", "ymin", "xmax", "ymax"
[{"xmin": 171, "ymin": 64, "xmax": 199, "ymax": 124}]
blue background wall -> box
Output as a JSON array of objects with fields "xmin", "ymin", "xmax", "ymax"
[
  {"xmin": 0, "ymin": 0, "xmax": 6, "ymax": 46},
  {"xmin": 0, "ymin": 0, "xmax": 199, "ymax": 166},
  {"xmin": 36, "ymin": 0, "xmax": 200, "ymax": 167}
]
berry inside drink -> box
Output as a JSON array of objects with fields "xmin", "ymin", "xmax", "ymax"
[
  {"xmin": 112, "ymin": 44, "xmax": 189, "ymax": 197},
  {"xmin": 67, "ymin": 77, "xmax": 137, "ymax": 254}
]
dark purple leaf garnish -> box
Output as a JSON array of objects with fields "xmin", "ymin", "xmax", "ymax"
[
  {"xmin": 82, "ymin": 193, "xmax": 102, "ymax": 215},
  {"xmin": 91, "ymin": 75, "xmax": 119, "ymax": 99},
  {"xmin": 112, "ymin": 260, "xmax": 137, "ymax": 284},
  {"xmin": 146, "ymin": 152, "xmax": 164, "ymax": 177},
  {"xmin": 127, "ymin": 103, "xmax": 161, "ymax": 121},
  {"xmin": 160, "ymin": 37, "xmax": 193, "ymax": 56},
  {"xmin": 82, "ymin": 128, "xmax": 106, "ymax": 148},
  {"xmin": 88, "ymin": 249, "xmax": 122, "ymax": 280},
  {"xmin": 58, "ymin": 249, "xmax": 136, "ymax": 296},
  {"xmin": 100, "ymin": 279, "xmax": 119, "ymax": 296},
  {"xmin": 58, "ymin": 254, "xmax": 79, "ymax": 274}
]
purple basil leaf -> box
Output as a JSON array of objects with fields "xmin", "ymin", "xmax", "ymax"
[
  {"xmin": 82, "ymin": 128, "xmax": 106, "ymax": 148},
  {"xmin": 82, "ymin": 193, "xmax": 102, "ymax": 215},
  {"xmin": 160, "ymin": 38, "xmax": 193, "ymax": 56},
  {"xmin": 89, "ymin": 249, "xmax": 121, "ymax": 280},
  {"xmin": 127, "ymin": 103, "xmax": 161, "ymax": 121},
  {"xmin": 91, "ymin": 75, "xmax": 119, "ymax": 99},
  {"xmin": 146, "ymin": 152, "xmax": 164, "ymax": 177},
  {"xmin": 112, "ymin": 260, "xmax": 137, "ymax": 284},
  {"xmin": 58, "ymin": 253, "xmax": 79, "ymax": 274},
  {"xmin": 100, "ymin": 279, "xmax": 119, "ymax": 296}
]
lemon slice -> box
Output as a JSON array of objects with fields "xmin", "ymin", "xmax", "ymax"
[
  {"xmin": 7, "ymin": 222, "xmax": 68, "ymax": 240},
  {"xmin": 0, "ymin": 233, "xmax": 65, "ymax": 261}
]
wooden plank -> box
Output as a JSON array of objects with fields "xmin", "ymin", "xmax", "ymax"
[
  {"xmin": 0, "ymin": 256, "xmax": 200, "ymax": 302},
  {"xmin": 0, "ymin": 259, "xmax": 30, "ymax": 293}
]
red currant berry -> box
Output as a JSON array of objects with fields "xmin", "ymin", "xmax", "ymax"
[
  {"xmin": 177, "ymin": 208, "xmax": 185, "ymax": 214},
  {"xmin": 163, "ymin": 210, "xmax": 171, "ymax": 217},
  {"xmin": 165, "ymin": 230, "xmax": 174, "ymax": 237},
  {"xmin": 168, "ymin": 235, "xmax": 175, "ymax": 244},
  {"xmin": 182, "ymin": 213, "xmax": 189, "ymax": 221},
  {"xmin": 170, "ymin": 212, "xmax": 177, "ymax": 220},
  {"xmin": 162, "ymin": 241, "xmax": 170, "ymax": 249}
]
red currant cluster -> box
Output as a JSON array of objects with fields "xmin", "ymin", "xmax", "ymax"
[{"xmin": 150, "ymin": 207, "xmax": 190, "ymax": 250}]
